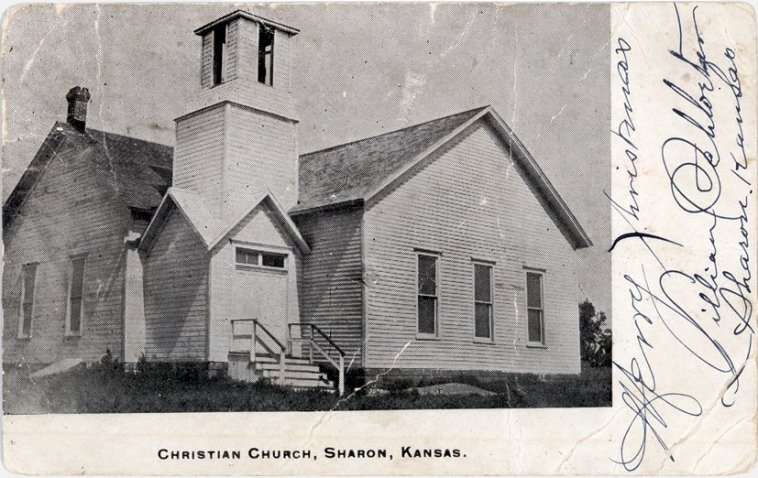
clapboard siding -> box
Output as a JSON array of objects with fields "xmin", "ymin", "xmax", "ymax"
[
  {"xmin": 2, "ymin": 141, "xmax": 129, "ymax": 364},
  {"xmin": 143, "ymin": 208, "xmax": 209, "ymax": 361},
  {"xmin": 225, "ymin": 103, "xmax": 297, "ymax": 210},
  {"xmin": 188, "ymin": 17, "xmax": 297, "ymax": 122},
  {"xmin": 200, "ymin": 31, "xmax": 213, "ymax": 89},
  {"xmin": 207, "ymin": 203, "xmax": 301, "ymax": 362},
  {"xmin": 273, "ymin": 29, "xmax": 291, "ymax": 91},
  {"xmin": 196, "ymin": 17, "xmax": 294, "ymax": 112},
  {"xmin": 363, "ymin": 122, "xmax": 580, "ymax": 374},
  {"xmin": 224, "ymin": 19, "xmax": 239, "ymax": 83},
  {"xmin": 190, "ymin": 74, "xmax": 297, "ymax": 122},
  {"xmin": 237, "ymin": 18, "xmax": 258, "ymax": 83},
  {"xmin": 208, "ymin": 238, "xmax": 232, "ymax": 363},
  {"xmin": 173, "ymin": 105, "xmax": 225, "ymax": 211},
  {"xmin": 294, "ymin": 207, "xmax": 364, "ymax": 367}
]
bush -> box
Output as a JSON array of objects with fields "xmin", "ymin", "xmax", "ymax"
[
  {"xmin": 579, "ymin": 300, "xmax": 612, "ymax": 367},
  {"xmin": 97, "ymin": 349, "xmax": 123, "ymax": 376}
]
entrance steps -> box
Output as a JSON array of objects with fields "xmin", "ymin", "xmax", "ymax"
[{"xmin": 228, "ymin": 352, "xmax": 334, "ymax": 391}]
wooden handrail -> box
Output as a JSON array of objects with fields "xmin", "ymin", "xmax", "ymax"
[
  {"xmin": 288, "ymin": 323, "xmax": 346, "ymax": 396},
  {"xmin": 289, "ymin": 323, "xmax": 345, "ymax": 357},
  {"xmin": 231, "ymin": 319, "xmax": 286, "ymax": 385},
  {"xmin": 232, "ymin": 319, "xmax": 286, "ymax": 352}
]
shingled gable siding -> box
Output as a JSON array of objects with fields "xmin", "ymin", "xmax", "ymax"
[
  {"xmin": 294, "ymin": 207, "xmax": 364, "ymax": 367},
  {"xmin": 207, "ymin": 203, "xmax": 302, "ymax": 362},
  {"xmin": 2, "ymin": 141, "xmax": 129, "ymax": 364},
  {"xmin": 225, "ymin": 104, "xmax": 298, "ymax": 210},
  {"xmin": 173, "ymin": 105, "xmax": 225, "ymax": 212},
  {"xmin": 363, "ymin": 122, "xmax": 580, "ymax": 375},
  {"xmin": 142, "ymin": 208, "xmax": 209, "ymax": 361}
]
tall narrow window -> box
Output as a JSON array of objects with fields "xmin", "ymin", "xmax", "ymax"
[
  {"xmin": 258, "ymin": 26, "xmax": 274, "ymax": 85},
  {"xmin": 417, "ymin": 254, "xmax": 438, "ymax": 336},
  {"xmin": 212, "ymin": 24, "xmax": 227, "ymax": 86},
  {"xmin": 474, "ymin": 263, "xmax": 493, "ymax": 340},
  {"xmin": 18, "ymin": 263, "xmax": 37, "ymax": 338},
  {"xmin": 526, "ymin": 271, "xmax": 544, "ymax": 345},
  {"xmin": 67, "ymin": 257, "xmax": 86, "ymax": 336}
]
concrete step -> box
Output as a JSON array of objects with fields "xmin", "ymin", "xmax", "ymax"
[
  {"xmin": 279, "ymin": 377, "xmax": 335, "ymax": 388},
  {"xmin": 256, "ymin": 355, "xmax": 311, "ymax": 365},
  {"xmin": 291, "ymin": 386, "xmax": 336, "ymax": 394},
  {"xmin": 255, "ymin": 362, "xmax": 321, "ymax": 373},
  {"xmin": 228, "ymin": 352, "xmax": 311, "ymax": 365},
  {"xmin": 261, "ymin": 370, "xmax": 329, "ymax": 381}
]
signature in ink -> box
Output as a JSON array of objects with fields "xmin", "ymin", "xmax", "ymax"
[{"xmin": 609, "ymin": 4, "xmax": 754, "ymax": 471}]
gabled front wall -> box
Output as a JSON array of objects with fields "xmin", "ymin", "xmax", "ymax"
[
  {"xmin": 2, "ymin": 138, "xmax": 129, "ymax": 364},
  {"xmin": 207, "ymin": 203, "xmax": 301, "ymax": 363},
  {"xmin": 142, "ymin": 208, "xmax": 209, "ymax": 361},
  {"xmin": 363, "ymin": 122, "xmax": 580, "ymax": 375}
]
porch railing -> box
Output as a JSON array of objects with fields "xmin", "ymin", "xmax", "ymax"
[
  {"xmin": 230, "ymin": 319, "xmax": 286, "ymax": 385},
  {"xmin": 288, "ymin": 323, "xmax": 346, "ymax": 396}
]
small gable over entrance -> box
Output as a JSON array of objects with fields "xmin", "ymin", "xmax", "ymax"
[{"xmin": 139, "ymin": 188, "xmax": 309, "ymax": 255}]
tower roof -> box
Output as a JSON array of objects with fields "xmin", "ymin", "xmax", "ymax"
[{"xmin": 194, "ymin": 10, "xmax": 299, "ymax": 36}]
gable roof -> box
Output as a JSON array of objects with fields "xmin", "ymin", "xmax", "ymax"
[
  {"xmin": 292, "ymin": 106, "xmax": 592, "ymax": 250},
  {"xmin": 293, "ymin": 106, "xmax": 487, "ymax": 214},
  {"xmin": 139, "ymin": 187, "xmax": 310, "ymax": 254},
  {"xmin": 86, "ymin": 126, "xmax": 173, "ymax": 211},
  {"xmin": 3, "ymin": 121, "xmax": 173, "ymax": 229}
]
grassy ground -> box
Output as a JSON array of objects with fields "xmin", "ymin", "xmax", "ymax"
[{"xmin": 3, "ymin": 364, "xmax": 611, "ymax": 414}]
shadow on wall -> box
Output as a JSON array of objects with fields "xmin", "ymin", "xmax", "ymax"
[{"xmin": 142, "ymin": 213, "xmax": 209, "ymax": 362}]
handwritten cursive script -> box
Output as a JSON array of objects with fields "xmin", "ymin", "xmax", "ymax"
[{"xmin": 610, "ymin": 4, "xmax": 754, "ymax": 472}]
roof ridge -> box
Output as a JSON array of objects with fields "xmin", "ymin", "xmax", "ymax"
[
  {"xmin": 300, "ymin": 105, "xmax": 489, "ymax": 160},
  {"xmin": 85, "ymin": 126, "xmax": 173, "ymax": 150}
]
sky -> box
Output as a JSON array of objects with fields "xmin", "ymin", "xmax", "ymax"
[{"xmin": 1, "ymin": 3, "xmax": 611, "ymax": 315}]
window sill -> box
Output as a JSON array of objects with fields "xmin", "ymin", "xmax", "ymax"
[
  {"xmin": 16, "ymin": 335, "xmax": 31, "ymax": 341},
  {"xmin": 415, "ymin": 334, "xmax": 440, "ymax": 341},
  {"xmin": 235, "ymin": 264, "xmax": 287, "ymax": 274},
  {"xmin": 473, "ymin": 337, "xmax": 495, "ymax": 345},
  {"xmin": 64, "ymin": 333, "xmax": 82, "ymax": 339},
  {"xmin": 526, "ymin": 342, "xmax": 547, "ymax": 349}
]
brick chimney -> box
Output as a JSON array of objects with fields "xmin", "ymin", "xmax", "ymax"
[{"xmin": 66, "ymin": 86, "xmax": 90, "ymax": 130}]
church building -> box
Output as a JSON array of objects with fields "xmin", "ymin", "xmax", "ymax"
[{"xmin": 2, "ymin": 11, "xmax": 592, "ymax": 394}]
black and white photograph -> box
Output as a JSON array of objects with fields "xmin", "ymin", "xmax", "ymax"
[
  {"xmin": 2, "ymin": 2, "xmax": 757, "ymax": 476},
  {"xmin": 2, "ymin": 2, "xmax": 610, "ymax": 414}
]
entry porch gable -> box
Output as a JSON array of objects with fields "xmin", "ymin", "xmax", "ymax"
[{"xmin": 207, "ymin": 200, "xmax": 304, "ymax": 364}]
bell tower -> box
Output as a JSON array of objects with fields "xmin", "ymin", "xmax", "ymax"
[{"xmin": 173, "ymin": 10, "xmax": 300, "ymax": 217}]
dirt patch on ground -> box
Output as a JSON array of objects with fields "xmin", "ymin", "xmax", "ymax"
[{"xmin": 408, "ymin": 383, "xmax": 496, "ymax": 396}]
